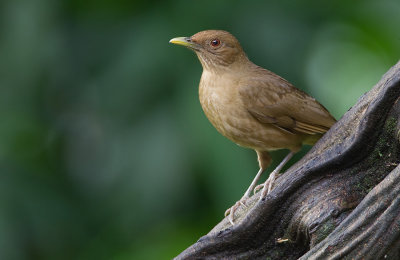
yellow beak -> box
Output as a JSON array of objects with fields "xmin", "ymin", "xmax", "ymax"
[
  {"xmin": 169, "ymin": 37, "xmax": 190, "ymax": 46},
  {"xmin": 169, "ymin": 37, "xmax": 200, "ymax": 50}
]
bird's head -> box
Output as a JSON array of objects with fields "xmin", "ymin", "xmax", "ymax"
[{"xmin": 170, "ymin": 30, "xmax": 249, "ymax": 71}]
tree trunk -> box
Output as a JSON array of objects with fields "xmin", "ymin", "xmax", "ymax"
[{"xmin": 176, "ymin": 61, "xmax": 400, "ymax": 260}]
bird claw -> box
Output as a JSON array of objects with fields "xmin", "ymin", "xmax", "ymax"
[
  {"xmin": 224, "ymin": 207, "xmax": 232, "ymax": 217},
  {"xmin": 224, "ymin": 198, "xmax": 248, "ymax": 225},
  {"xmin": 258, "ymin": 171, "xmax": 277, "ymax": 201},
  {"xmin": 253, "ymin": 183, "xmax": 266, "ymax": 194}
]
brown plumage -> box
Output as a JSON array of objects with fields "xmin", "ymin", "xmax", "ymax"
[{"xmin": 170, "ymin": 30, "xmax": 336, "ymax": 225}]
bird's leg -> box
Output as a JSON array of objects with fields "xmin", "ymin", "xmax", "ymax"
[
  {"xmin": 224, "ymin": 151, "xmax": 271, "ymax": 225},
  {"xmin": 242, "ymin": 167, "xmax": 265, "ymax": 199},
  {"xmin": 257, "ymin": 151, "xmax": 295, "ymax": 200},
  {"xmin": 224, "ymin": 167, "xmax": 264, "ymax": 225}
]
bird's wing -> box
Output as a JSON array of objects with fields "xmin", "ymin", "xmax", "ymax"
[{"xmin": 238, "ymin": 72, "xmax": 336, "ymax": 135}]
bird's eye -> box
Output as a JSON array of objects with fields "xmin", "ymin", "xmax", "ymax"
[{"xmin": 210, "ymin": 39, "xmax": 221, "ymax": 47}]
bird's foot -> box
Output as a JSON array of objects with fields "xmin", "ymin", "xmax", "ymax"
[
  {"xmin": 224, "ymin": 197, "xmax": 248, "ymax": 225},
  {"xmin": 252, "ymin": 175, "xmax": 273, "ymax": 195},
  {"xmin": 253, "ymin": 183, "xmax": 266, "ymax": 194},
  {"xmin": 256, "ymin": 170, "xmax": 278, "ymax": 201}
]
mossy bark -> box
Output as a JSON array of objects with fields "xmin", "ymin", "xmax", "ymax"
[{"xmin": 176, "ymin": 61, "xmax": 400, "ymax": 260}]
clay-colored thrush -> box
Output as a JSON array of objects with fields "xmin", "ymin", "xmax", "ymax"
[{"xmin": 170, "ymin": 30, "xmax": 336, "ymax": 224}]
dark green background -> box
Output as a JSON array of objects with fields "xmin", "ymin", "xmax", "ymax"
[{"xmin": 1, "ymin": 0, "xmax": 399, "ymax": 259}]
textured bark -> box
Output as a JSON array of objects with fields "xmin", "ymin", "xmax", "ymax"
[{"xmin": 176, "ymin": 61, "xmax": 400, "ymax": 260}]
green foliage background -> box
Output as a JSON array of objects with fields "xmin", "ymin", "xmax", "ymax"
[{"xmin": 1, "ymin": 0, "xmax": 399, "ymax": 259}]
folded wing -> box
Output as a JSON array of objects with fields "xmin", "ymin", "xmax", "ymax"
[{"xmin": 239, "ymin": 70, "xmax": 336, "ymax": 135}]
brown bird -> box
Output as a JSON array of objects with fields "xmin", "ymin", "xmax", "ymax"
[{"xmin": 169, "ymin": 30, "xmax": 336, "ymax": 225}]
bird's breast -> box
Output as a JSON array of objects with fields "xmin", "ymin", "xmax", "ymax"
[
  {"xmin": 199, "ymin": 72, "xmax": 245, "ymax": 135},
  {"xmin": 198, "ymin": 71, "xmax": 304, "ymax": 151}
]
